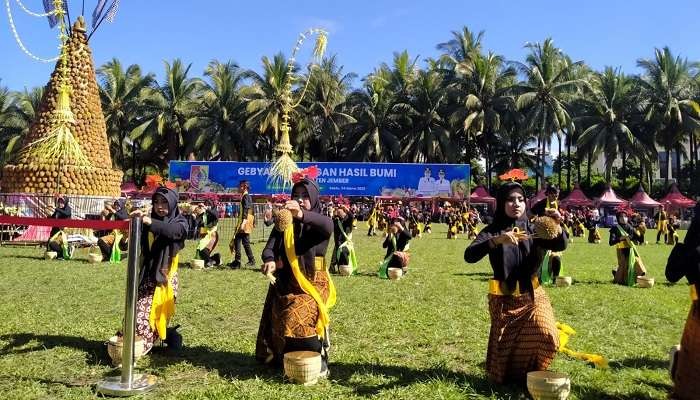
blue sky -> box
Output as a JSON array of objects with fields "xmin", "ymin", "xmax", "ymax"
[{"xmin": 1, "ymin": 0, "xmax": 699, "ymax": 90}]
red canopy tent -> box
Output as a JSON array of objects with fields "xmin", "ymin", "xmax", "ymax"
[
  {"xmin": 527, "ymin": 188, "xmax": 547, "ymax": 209},
  {"xmin": 469, "ymin": 186, "xmax": 496, "ymax": 210},
  {"xmin": 120, "ymin": 182, "xmax": 139, "ymax": 196},
  {"xmin": 629, "ymin": 186, "xmax": 661, "ymax": 210},
  {"xmin": 659, "ymin": 182, "xmax": 696, "ymax": 212},
  {"xmin": 559, "ymin": 185, "xmax": 593, "ymax": 208},
  {"xmin": 595, "ymin": 186, "xmax": 627, "ymax": 207}
]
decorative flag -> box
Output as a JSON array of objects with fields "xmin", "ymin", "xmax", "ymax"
[
  {"xmin": 91, "ymin": 0, "xmax": 108, "ymax": 28},
  {"xmin": 43, "ymin": 0, "xmax": 58, "ymax": 28},
  {"xmin": 105, "ymin": 0, "xmax": 119, "ymax": 23}
]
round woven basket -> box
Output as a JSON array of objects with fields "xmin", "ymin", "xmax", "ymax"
[
  {"xmin": 88, "ymin": 253, "xmax": 103, "ymax": 264},
  {"xmin": 283, "ymin": 351, "xmax": 322, "ymax": 385},
  {"xmin": 388, "ymin": 268, "xmax": 403, "ymax": 280},
  {"xmin": 526, "ymin": 371, "xmax": 571, "ymax": 400},
  {"xmin": 555, "ymin": 276, "xmax": 572, "ymax": 287},
  {"xmin": 637, "ymin": 276, "xmax": 655, "ymax": 288},
  {"xmin": 107, "ymin": 335, "xmax": 146, "ymax": 367},
  {"xmin": 338, "ymin": 265, "xmax": 352, "ymax": 276},
  {"xmin": 45, "ymin": 251, "xmax": 57, "ymax": 260},
  {"xmin": 191, "ymin": 259, "xmax": 205, "ymax": 270}
]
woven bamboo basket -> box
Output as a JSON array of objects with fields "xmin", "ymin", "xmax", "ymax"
[
  {"xmin": 637, "ymin": 276, "xmax": 655, "ymax": 288},
  {"xmin": 191, "ymin": 259, "xmax": 205, "ymax": 270},
  {"xmin": 45, "ymin": 251, "xmax": 58, "ymax": 260},
  {"xmin": 555, "ymin": 276, "xmax": 572, "ymax": 288},
  {"xmin": 283, "ymin": 351, "xmax": 322, "ymax": 385},
  {"xmin": 87, "ymin": 247, "xmax": 103, "ymax": 264},
  {"xmin": 388, "ymin": 268, "xmax": 403, "ymax": 280},
  {"xmin": 526, "ymin": 371, "xmax": 571, "ymax": 400},
  {"xmin": 338, "ymin": 265, "xmax": 352, "ymax": 276},
  {"xmin": 107, "ymin": 335, "xmax": 146, "ymax": 367}
]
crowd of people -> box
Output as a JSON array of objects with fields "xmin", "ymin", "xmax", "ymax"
[{"xmin": 32, "ymin": 178, "xmax": 698, "ymax": 399}]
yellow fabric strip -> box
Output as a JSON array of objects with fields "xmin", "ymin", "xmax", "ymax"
[
  {"xmin": 283, "ymin": 226, "xmax": 333, "ymax": 338},
  {"xmin": 147, "ymin": 232, "xmax": 179, "ymax": 340},
  {"xmin": 691, "ymin": 285, "xmax": 698, "ymax": 301},
  {"xmin": 488, "ymin": 277, "xmax": 539, "ymax": 296},
  {"xmin": 556, "ymin": 322, "xmax": 608, "ymax": 369}
]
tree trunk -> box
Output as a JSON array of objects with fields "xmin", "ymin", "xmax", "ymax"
[
  {"xmin": 675, "ymin": 144, "xmax": 682, "ymax": 184},
  {"xmin": 665, "ymin": 148, "xmax": 671, "ymax": 186},
  {"xmin": 690, "ymin": 131, "xmax": 695, "ymax": 181},
  {"xmin": 621, "ymin": 147, "xmax": 627, "ymax": 189},
  {"xmin": 557, "ymin": 133, "xmax": 562, "ymax": 189},
  {"xmin": 535, "ymin": 136, "xmax": 541, "ymax": 190},
  {"xmin": 567, "ymin": 133, "xmax": 572, "ymax": 189},
  {"xmin": 587, "ymin": 151, "xmax": 592, "ymax": 186},
  {"xmin": 167, "ymin": 129, "xmax": 179, "ymax": 161},
  {"xmin": 132, "ymin": 140, "xmax": 137, "ymax": 182}
]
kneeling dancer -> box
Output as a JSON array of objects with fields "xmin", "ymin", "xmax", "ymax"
[
  {"xmin": 256, "ymin": 176, "xmax": 336, "ymax": 376},
  {"xmin": 464, "ymin": 182, "xmax": 568, "ymax": 385}
]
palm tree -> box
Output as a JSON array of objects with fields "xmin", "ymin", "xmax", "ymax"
[
  {"xmin": 245, "ymin": 53, "xmax": 298, "ymax": 161},
  {"xmin": 637, "ymin": 47, "xmax": 700, "ymax": 185},
  {"xmin": 575, "ymin": 68, "xmax": 652, "ymax": 184},
  {"xmin": 193, "ymin": 60, "xmax": 252, "ymax": 161},
  {"xmin": 296, "ymin": 56, "xmax": 356, "ymax": 161},
  {"xmin": 342, "ymin": 69, "xmax": 401, "ymax": 162},
  {"xmin": 513, "ymin": 38, "xmax": 588, "ymax": 189},
  {"xmin": 451, "ymin": 52, "xmax": 516, "ymax": 189},
  {"xmin": 133, "ymin": 59, "xmax": 203, "ymax": 162},
  {"xmin": 436, "ymin": 26, "xmax": 484, "ymax": 77},
  {"xmin": 97, "ymin": 59, "xmax": 155, "ymax": 173},
  {"xmin": 399, "ymin": 68, "xmax": 452, "ymax": 163},
  {"xmin": 0, "ymin": 86, "xmax": 43, "ymax": 168}
]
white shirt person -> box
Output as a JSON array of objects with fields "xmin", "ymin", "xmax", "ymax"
[
  {"xmin": 435, "ymin": 169, "xmax": 451, "ymax": 197},
  {"xmin": 416, "ymin": 168, "xmax": 436, "ymax": 197}
]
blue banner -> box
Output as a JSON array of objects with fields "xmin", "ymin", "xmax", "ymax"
[{"xmin": 169, "ymin": 161, "xmax": 470, "ymax": 198}]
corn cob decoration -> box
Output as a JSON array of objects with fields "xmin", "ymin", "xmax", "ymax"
[{"xmin": 268, "ymin": 28, "xmax": 327, "ymax": 190}]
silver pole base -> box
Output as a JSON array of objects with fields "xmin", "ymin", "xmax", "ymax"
[{"xmin": 95, "ymin": 373, "xmax": 157, "ymax": 397}]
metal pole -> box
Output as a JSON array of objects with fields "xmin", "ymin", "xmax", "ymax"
[{"xmin": 96, "ymin": 217, "xmax": 156, "ymax": 396}]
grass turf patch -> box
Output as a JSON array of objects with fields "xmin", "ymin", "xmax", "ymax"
[{"xmin": 0, "ymin": 225, "xmax": 689, "ymax": 399}]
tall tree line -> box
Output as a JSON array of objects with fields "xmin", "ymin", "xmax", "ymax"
[{"xmin": 1, "ymin": 27, "xmax": 699, "ymax": 193}]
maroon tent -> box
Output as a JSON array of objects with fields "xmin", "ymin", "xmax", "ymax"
[
  {"xmin": 629, "ymin": 186, "xmax": 661, "ymax": 210},
  {"xmin": 469, "ymin": 186, "xmax": 496, "ymax": 210},
  {"xmin": 595, "ymin": 186, "xmax": 627, "ymax": 207},
  {"xmin": 659, "ymin": 182, "xmax": 696, "ymax": 210},
  {"xmin": 560, "ymin": 185, "xmax": 593, "ymax": 208},
  {"xmin": 120, "ymin": 182, "xmax": 139, "ymax": 195}
]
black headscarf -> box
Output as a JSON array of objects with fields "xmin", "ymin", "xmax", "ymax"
[
  {"xmin": 141, "ymin": 187, "xmax": 188, "ymax": 284},
  {"xmin": 51, "ymin": 195, "xmax": 71, "ymax": 219},
  {"xmin": 113, "ymin": 198, "xmax": 129, "ymax": 220},
  {"xmin": 685, "ymin": 203, "xmax": 700, "ymax": 248},
  {"xmin": 291, "ymin": 178, "xmax": 329, "ymax": 275},
  {"xmin": 492, "ymin": 182, "xmax": 526, "ymax": 230}
]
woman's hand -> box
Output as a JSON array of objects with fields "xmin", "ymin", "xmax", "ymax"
[
  {"xmin": 285, "ymin": 200, "xmax": 304, "ymax": 220},
  {"xmin": 545, "ymin": 208, "xmax": 562, "ymax": 222},
  {"xmin": 493, "ymin": 230, "xmax": 528, "ymax": 246},
  {"xmin": 261, "ymin": 261, "xmax": 276, "ymax": 275},
  {"xmin": 129, "ymin": 210, "xmax": 151, "ymax": 225}
]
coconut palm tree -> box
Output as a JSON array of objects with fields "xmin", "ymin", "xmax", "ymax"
[
  {"xmin": 245, "ymin": 53, "xmax": 298, "ymax": 161},
  {"xmin": 132, "ymin": 59, "xmax": 203, "ymax": 162},
  {"xmin": 450, "ymin": 52, "xmax": 517, "ymax": 189},
  {"xmin": 575, "ymin": 67, "xmax": 652, "ymax": 184},
  {"xmin": 342, "ymin": 68, "xmax": 401, "ymax": 162},
  {"xmin": 296, "ymin": 56, "xmax": 356, "ymax": 161},
  {"xmin": 399, "ymin": 68, "xmax": 452, "ymax": 163},
  {"xmin": 637, "ymin": 47, "xmax": 700, "ymax": 185},
  {"xmin": 513, "ymin": 38, "xmax": 588, "ymax": 189},
  {"xmin": 0, "ymin": 86, "xmax": 43, "ymax": 168},
  {"xmin": 192, "ymin": 60, "xmax": 252, "ymax": 161},
  {"xmin": 97, "ymin": 59, "xmax": 156, "ymax": 172}
]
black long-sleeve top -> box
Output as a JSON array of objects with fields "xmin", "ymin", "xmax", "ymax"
[
  {"xmin": 262, "ymin": 210, "xmax": 333, "ymax": 280},
  {"xmin": 609, "ymin": 223, "xmax": 640, "ymax": 246},
  {"xmin": 333, "ymin": 213, "xmax": 355, "ymax": 245},
  {"xmin": 383, "ymin": 228, "xmax": 412, "ymax": 259},
  {"xmin": 195, "ymin": 209, "xmax": 219, "ymax": 230},
  {"xmin": 464, "ymin": 218, "xmax": 568, "ymax": 292},
  {"xmin": 241, "ymin": 193, "xmax": 253, "ymax": 215}
]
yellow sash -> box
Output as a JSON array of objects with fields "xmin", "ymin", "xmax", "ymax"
[
  {"xmin": 283, "ymin": 226, "xmax": 336, "ymax": 337},
  {"xmin": 147, "ymin": 232, "xmax": 179, "ymax": 340},
  {"xmin": 691, "ymin": 285, "xmax": 698, "ymax": 302}
]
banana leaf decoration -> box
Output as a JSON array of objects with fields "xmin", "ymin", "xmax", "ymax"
[{"xmin": 268, "ymin": 28, "xmax": 328, "ymax": 191}]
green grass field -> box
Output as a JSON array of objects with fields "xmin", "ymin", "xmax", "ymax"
[{"xmin": 0, "ymin": 225, "xmax": 692, "ymax": 399}]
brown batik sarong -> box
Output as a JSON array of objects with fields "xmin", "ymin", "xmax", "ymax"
[
  {"xmin": 486, "ymin": 285, "xmax": 559, "ymax": 384},
  {"xmin": 134, "ymin": 273, "xmax": 179, "ymax": 354},
  {"xmin": 255, "ymin": 270, "xmax": 331, "ymax": 364},
  {"xmin": 672, "ymin": 300, "xmax": 700, "ymax": 400}
]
